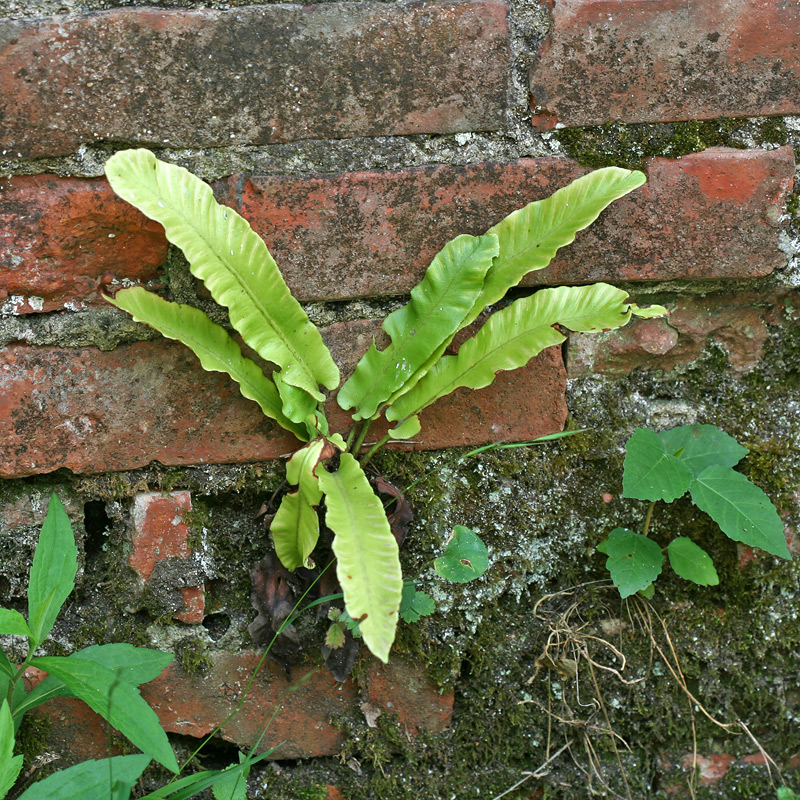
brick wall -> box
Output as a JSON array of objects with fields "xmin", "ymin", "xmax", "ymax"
[{"xmin": 1, "ymin": 1, "xmax": 799, "ymax": 798}]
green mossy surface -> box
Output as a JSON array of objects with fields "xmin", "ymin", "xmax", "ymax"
[{"xmin": 557, "ymin": 117, "xmax": 790, "ymax": 170}]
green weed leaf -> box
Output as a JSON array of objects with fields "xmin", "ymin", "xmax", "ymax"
[
  {"xmin": 0, "ymin": 609, "xmax": 30, "ymax": 639},
  {"xmin": 600, "ymin": 528, "xmax": 664, "ymax": 599},
  {"xmin": 29, "ymin": 657, "xmax": 179, "ymax": 773},
  {"xmin": 467, "ymin": 167, "xmax": 647, "ymax": 323},
  {"xmin": 324, "ymin": 623, "xmax": 346, "ymax": 650},
  {"xmin": 318, "ymin": 453, "xmax": 403, "ymax": 663},
  {"xmin": 387, "ymin": 415, "xmax": 422, "ymax": 440},
  {"xmin": 388, "ymin": 283, "xmax": 664, "ymax": 422},
  {"xmin": 667, "ymin": 538, "xmax": 719, "ymax": 586},
  {"xmin": 72, "ymin": 644, "xmax": 173, "ymax": 686},
  {"xmin": 399, "ymin": 582, "xmax": 436, "ymax": 623},
  {"xmin": 16, "ymin": 755, "xmax": 151, "ymax": 800},
  {"xmin": 622, "ymin": 428, "xmax": 693, "ymax": 502},
  {"xmin": 0, "ymin": 700, "xmax": 23, "ymax": 800},
  {"xmin": 657, "ymin": 424, "xmax": 748, "ymax": 477},
  {"xmin": 689, "ymin": 466, "xmax": 790, "ymax": 558},
  {"xmin": 108, "ymin": 287, "xmax": 309, "ymax": 440},
  {"xmin": 211, "ymin": 752, "xmax": 249, "ymax": 800},
  {"xmin": 272, "ymin": 439, "xmax": 329, "ymax": 570},
  {"xmin": 105, "ymin": 149, "xmax": 339, "ymax": 409},
  {"xmin": 433, "ymin": 526, "xmax": 489, "ymax": 583},
  {"xmin": 27, "ymin": 495, "xmax": 77, "ymax": 648},
  {"xmin": 339, "ymin": 233, "xmax": 498, "ymax": 421}
]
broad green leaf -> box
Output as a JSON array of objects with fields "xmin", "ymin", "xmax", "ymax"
[
  {"xmin": 108, "ymin": 287, "xmax": 308, "ymax": 441},
  {"xmin": 272, "ymin": 439, "xmax": 327, "ymax": 570},
  {"xmin": 318, "ymin": 453, "xmax": 403, "ymax": 663},
  {"xmin": 105, "ymin": 149, "xmax": 339, "ymax": 404},
  {"xmin": 637, "ymin": 583, "xmax": 655, "ymax": 599},
  {"xmin": 273, "ymin": 371, "xmax": 322, "ymax": 436},
  {"xmin": 464, "ymin": 167, "xmax": 647, "ymax": 325},
  {"xmin": 16, "ymin": 755, "xmax": 151, "ymax": 800},
  {"xmin": 387, "ymin": 283, "xmax": 665, "ymax": 423},
  {"xmin": 657, "ymin": 424, "xmax": 748, "ymax": 477},
  {"xmin": 387, "ymin": 415, "xmax": 421, "ymax": 440},
  {"xmin": 689, "ymin": 466, "xmax": 790, "ymax": 559},
  {"xmin": 72, "ymin": 644, "xmax": 173, "ymax": 687},
  {"xmin": 29, "ymin": 657, "xmax": 179, "ymax": 773},
  {"xmin": 11, "ymin": 674, "xmax": 73, "ymax": 718},
  {"xmin": 601, "ymin": 528, "xmax": 664, "ymax": 599},
  {"xmin": 622, "ymin": 428, "xmax": 693, "ymax": 502},
  {"xmin": 433, "ymin": 526, "xmax": 489, "ymax": 583},
  {"xmin": 338, "ymin": 233, "xmax": 499, "ymax": 420},
  {"xmin": 0, "ymin": 700, "xmax": 23, "ymax": 800},
  {"xmin": 399, "ymin": 582, "xmax": 436, "ymax": 623},
  {"xmin": 667, "ymin": 538, "xmax": 719, "ymax": 586},
  {"xmin": 28, "ymin": 495, "xmax": 77, "ymax": 648},
  {"xmin": 0, "ymin": 609, "xmax": 30, "ymax": 638}
]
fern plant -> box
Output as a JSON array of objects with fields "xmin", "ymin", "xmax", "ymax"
[{"xmin": 104, "ymin": 149, "xmax": 666, "ymax": 662}]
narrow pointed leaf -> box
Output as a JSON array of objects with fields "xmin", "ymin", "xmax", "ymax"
[
  {"xmin": 339, "ymin": 233, "xmax": 498, "ymax": 420},
  {"xmin": 0, "ymin": 609, "xmax": 30, "ymax": 638},
  {"xmin": 667, "ymin": 538, "xmax": 719, "ymax": 586},
  {"xmin": 71, "ymin": 644, "xmax": 174, "ymax": 686},
  {"xmin": 622, "ymin": 428, "xmax": 693, "ymax": 502},
  {"xmin": 108, "ymin": 287, "xmax": 308, "ymax": 440},
  {"xmin": 105, "ymin": 149, "xmax": 339, "ymax": 398},
  {"xmin": 318, "ymin": 454, "xmax": 402, "ymax": 662},
  {"xmin": 30, "ymin": 657, "xmax": 179, "ymax": 773},
  {"xmin": 601, "ymin": 528, "xmax": 664, "ymax": 599},
  {"xmin": 0, "ymin": 700, "xmax": 23, "ymax": 800},
  {"xmin": 689, "ymin": 466, "xmax": 790, "ymax": 558},
  {"xmin": 388, "ymin": 283, "xmax": 664, "ymax": 422},
  {"xmin": 16, "ymin": 755, "xmax": 151, "ymax": 800},
  {"xmin": 272, "ymin": 439, "xmax": 327, "ymax": 570},
  {"xmin": 28, "ymin": 494, "xmax": 77, "ymax": 648},
  {"xmin": 464, "ymin": 167, "xmax": 647, "ymax": 324},
  {"xmin": 657, "ymin": 424, "xmax": 748, "ymax": 477}
]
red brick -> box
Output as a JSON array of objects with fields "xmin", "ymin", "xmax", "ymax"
[
  {"xmin": 530, "ymin": 0, "xmax": 800, "ymax": 127},
  {"xmin": 0, "ymin": 176, "xmax": 167, "ymax": 314},
  {"xmin": 215, "ymin": 149, "xmax": 793, "ymax": 301},
  {"xmin": 0, "ymin": 321, "xmax": 566, "ymax": 478},
  {"xmin": 364, "ymin": 660, "xmax": 453, "ymax": 736},
  {"xmin": 130, "ymin": 491, "xmax": 204, "ymax": 624},
  {"xmin": 681, "ymin": 753, "xmax": 735, "ymax": 785},
  {"xmin": 0, "ymin": 3, "xmax": 508, "ymax": 158},
  {"xmin": 568, "ymin": 290, "xmax": 799, "ymax": 378},
  {"xmin": 140, "ymin": 654, "xmax": 449, "ymax": 757}
]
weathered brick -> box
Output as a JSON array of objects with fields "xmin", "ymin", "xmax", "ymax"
[
  {"xmin": 0, "ymin": 175, "xmax": 167, "ymax": 314},
  {"xmin": 568, "ymin": 290, "xmax": 798, "ymax": 378},
  {"xmin": 530, "ymin": 0, "xmax": 800, "ymax": 127},
  {"xmin": 0, "ymin": 2, "xmax": 508, "ymax": 158},
  {"xmin": 0, "ymin": 321, "xmax": 566, "ymax": 478},
  {"xmin": 217, "ymin": 148, "xmax": 794, "ymax": 300},
  {"xmin": 140, "ymin": 654, "xmax": 448, "ymax": 758},
  {"xmin": 130, "ymin": 491, "xmax": 204, "ymax": 624}
]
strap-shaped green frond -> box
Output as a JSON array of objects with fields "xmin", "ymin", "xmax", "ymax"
[
  {"xmin": 318, "ymin": 453, "xmax": 402, "ymax": 663},
  {"xmin": 104, "ymin": 149, "xmax": 339, "ymax": 405},
  {"xmin": 272, "ymin": 439, "xmax": 327, "ymax": 570},
  {"xmin": 464, "ymin": 167, "xmax": 646, "ymax": 325},
  {"xmin": 108, "ymin": 287, "xmax": 309, "ymax": 441},
  {"xmin": 338, "ymin": 233, "xmax": 499, "ymax": 421},
  {"xmin": 388, "ymin": 283, "xmax": 665, "ymax": 422}
]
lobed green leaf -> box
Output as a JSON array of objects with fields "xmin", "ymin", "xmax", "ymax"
[
  {"xmin": 338, "ymin": 233, "xmax": 498, "ymax": 421},
  {"xmin": 27, "ymin": 495, "xmax": 77, "ymax": 648},
  {"xmin": 29, "ymin": 657, "xmax": 179, "ymax": 773},
  {"xmin": 600, "ymin": 528, "xmax": 664, "ymax": 599},
  {"xmin": 108, "ymin": 287, "xmax": 309, "ymax": 440},
  {"xmin": 465, "ymin": 167, "xmax": 647, "ymax": 324},
  {"xmin": 622, "ymin": 428, "xmax": 693, "ymax": 502},
  {"xmin": 689, "ymin": 466, "xmax": 791, "ymax": 559},
  {"xmin": 657, "ymin": 424, "xmax": 748, "ymax": 477},
  {"xmin": 388, "ymin": 283, "xmax": 665, "ymax": 423},
  {"xmin": 104, "ymin": 149, "xmax": 339, "ymax": 407},
  {"xmin": 318, "ymin": 454, "xmax": 403, "ymax": 663},
  {"xmin": 667, "ymin": 537, "xmax": 719, "ymax": 586},
  {"xmin": 399, "ymin": 582, "xmax": 436, "ymax": 623}
]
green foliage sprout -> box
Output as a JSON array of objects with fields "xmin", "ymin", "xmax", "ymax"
[
  {"xmin": 103, "ymin": 149, "xmax": 666, "ymax": 661},
  {"xmin": 599, "ymin": 424, "xmax": 792, "ymax": 598}
]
